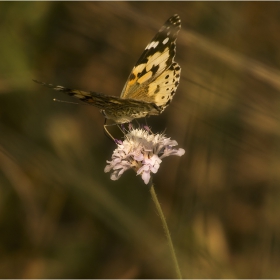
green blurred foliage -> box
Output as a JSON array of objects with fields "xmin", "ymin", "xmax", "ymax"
[{"xmin": 1, "ymin": 2, "xmax": 280, "ymax": 278}]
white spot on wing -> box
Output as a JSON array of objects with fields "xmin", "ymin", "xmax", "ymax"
[
  {"xmin": 162, "ymin": 37, "xmax": 169, "ymax": 44},
  {"xmin": 145, "ymin": 41, "xmax": 159, "ymax": 50}
]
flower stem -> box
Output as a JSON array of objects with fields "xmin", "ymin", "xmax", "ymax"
[{"xmin": 149, "ymin": 182, "xmax": 182, "ymax": 279}]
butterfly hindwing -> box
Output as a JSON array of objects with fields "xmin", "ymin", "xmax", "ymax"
[
  {"xmin": 120, "ymin": 14, "xmax": 181, "ymax": 111},
  {"xmin": 146, "ymin": 62, "xmax": 181, "ymax": 111}
]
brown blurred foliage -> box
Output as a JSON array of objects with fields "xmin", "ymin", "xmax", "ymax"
[{"xmin": 1, "ymin": 2, "xmax": 280, "ymax": 278}]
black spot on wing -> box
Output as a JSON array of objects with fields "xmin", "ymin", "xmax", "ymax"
[
  {"xmin": 136, "ymin": 63, "xmax": 160, "ymax": 79},
  {"xmin": 154, "ymin": 85, "xmax": 160, "ymax": 94},
  {"xmin": 150, "ymin": 64, "xmax": 160, "ymax": 75},
  {"xmin": 129, "ymin": 73, "xmax": 136, "ymax": 81}
]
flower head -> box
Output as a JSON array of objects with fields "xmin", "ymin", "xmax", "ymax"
[{"xmin": 104, "ymin": 128, "xmax": 185, "ymax": 184}]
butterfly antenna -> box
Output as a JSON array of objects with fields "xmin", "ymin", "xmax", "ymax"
[{"xmin": 53, "ymin": 99, "xmax": 91, "ymax": 106}]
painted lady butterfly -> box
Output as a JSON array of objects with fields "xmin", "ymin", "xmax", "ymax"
[{"xmin": 34, "ymin": 14, "xmax": 181, "ymax": 125}]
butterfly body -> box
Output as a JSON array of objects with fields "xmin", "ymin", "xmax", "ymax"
[
  {"xmin": 100, "ymin": 99, "xmax": 161, "ymax": 124},
  {"xmin": 34, "ymin": 14, "xmax": 181, "ymax": 124}
]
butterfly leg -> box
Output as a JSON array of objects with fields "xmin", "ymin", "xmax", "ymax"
[
  {"xmin": 118, "ymin": 123, "xmax": 125, "ymax": 133},
  {"xmin": 103, "ymin": 119, "xmax": 117, "ymax": 142}
]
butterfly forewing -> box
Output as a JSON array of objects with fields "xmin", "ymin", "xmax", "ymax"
[{"xmin": 120, "ymin": 14, "xmax": 181, "ymax": 111}]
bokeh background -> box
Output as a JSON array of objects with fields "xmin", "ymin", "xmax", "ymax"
[{"xmin": 1, "ymin": 2, "xmax": 280, "ymax": 278}]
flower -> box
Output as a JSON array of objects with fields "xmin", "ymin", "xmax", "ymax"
[{"xmin": 104, "ymin": 128, "xmax": 185, "ymax": 184}]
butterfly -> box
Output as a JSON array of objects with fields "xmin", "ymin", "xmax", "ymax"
[{"xmin": 34, "ymin": 14, "xmax": 181, "ymax": 134}]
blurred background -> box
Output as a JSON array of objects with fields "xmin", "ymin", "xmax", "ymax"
[{"xmin": 1, "ymin": 2, "xmax": 280, "ymax": 278}]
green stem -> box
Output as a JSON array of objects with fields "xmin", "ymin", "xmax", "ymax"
[{"xmin": 149, "ymin": 181, "xmax": 182, "ymax": 279}]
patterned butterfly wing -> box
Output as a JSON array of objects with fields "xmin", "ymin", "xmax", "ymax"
[
  {"xmin": 33, "ymin": 80, "xmax": 160, "ymax": 123},
  {"xmin": 120, "ymin": 14, "xmax": 181, "ymax": 113},
  {"xmin": 34, "ymin": 15, "xmax": 181, "ymax": 124}
]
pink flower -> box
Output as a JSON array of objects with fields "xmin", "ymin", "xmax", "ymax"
[{"xmin": 104, "ymin": 128, "xmax": 185, "ymax": 184}]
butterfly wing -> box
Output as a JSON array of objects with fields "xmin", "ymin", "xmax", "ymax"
[
  {"xmin": 33, "ymin": 80, "xmax": 161, "ymax": 123},
  {"xmin": 120, "ymin": 14, "xmax": 181, "ymax": 112},
  {"xmin": 34, "ymin": 15, "xmax": 181, "ymax": 123}
]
